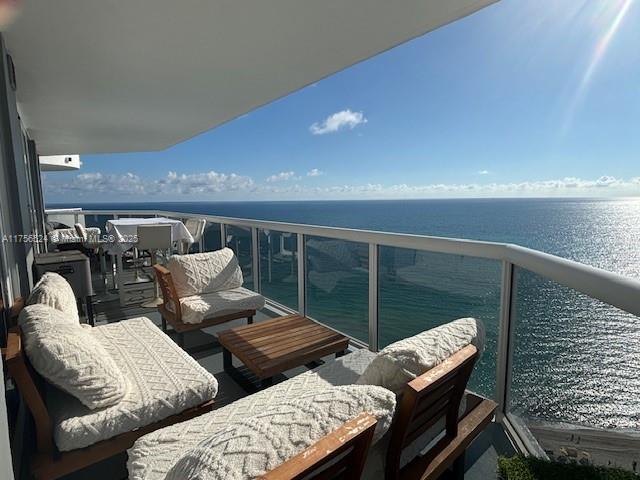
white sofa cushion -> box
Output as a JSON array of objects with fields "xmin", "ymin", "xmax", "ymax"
[
  {"xmin": 357, "ymin": 317, "xmax": 485, "ymax": 395},
  {"xmin": 168, "ymin": 248, "xmax": 243, "ymax": 298},
  {"xmin": 47, "ymin": 317, "xmax": 218, "ymax": 451},
  {"xmin": 165, "ymin": 385, "xmax": 395, "ymax": 480},
  {"xmin": 18, "ymin": 304, "xmax": 127, "ymax": 410},
  {"xmin": 127, "ymin": 349, "xmax": 376, "ymax": 480},
  {"xmin": 178, "ymin": 287, "xmax": 266, "ymax": 324},
  {"xmin": 27, "ymin": 272, "xmax": 79, "ymax": 323}
]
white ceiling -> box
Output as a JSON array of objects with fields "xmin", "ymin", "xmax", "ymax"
[{"xmin": 4, "ymin": 0, "xmax": 496, "ymax": 155}]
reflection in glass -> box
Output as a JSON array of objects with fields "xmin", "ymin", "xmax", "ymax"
[
  {"xmin": 305, "ymin": 236, "xmax": 368, "ymax": 342},
  {"xmin": 202, "ymin": 222, "xmax": 222, "ymax": 253},
  {"xmin": 225, "ymin": 225, "xmax": 254, "ymax": 291},
  {"xmin": 259, "ymin": 230, "xmax": 298, "ymax": 310},
  {"xmin": 378, "ymin": 247, "xmax": 501, "ymax": 399}
]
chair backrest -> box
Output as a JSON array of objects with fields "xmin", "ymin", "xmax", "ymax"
[
  {"xmin": 184, "ymin": 218, "xmax": 206, "ymax": 243},
  {"xmin": 153, "ymin": 264, "xmax": 182, "ymax": 320},
  {"xmin": 258, "ymin": 412, "xmax": 377, "ymax": 480},
  {"xmin": 386, "ymin": 344, "xmax": 479, "ymax": 480},
  {"xmin": 137, "ymin": 224, "xmax": 172, "ymax": 251}
]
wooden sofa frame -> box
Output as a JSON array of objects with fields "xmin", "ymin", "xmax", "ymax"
[
  {"xmin": 153, "ymin": 264, "xmax": 256, "ymax": 348},
  {"xmin": 388, "ymin": 344, "xmax": 497, "ymax": 480},
  {"xmin": 259, "ymin": 412, "xmax": 377, "ymax": 480},
  {"xmin": 3, "ymin": 315, "xmax": 215, "ymax": 480},
  {"xmin": 257, "ymin": 344, "xmax": 497, "ymax": 480}
]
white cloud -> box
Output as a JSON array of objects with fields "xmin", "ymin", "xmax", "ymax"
[
  {"xmin": 309, "ymin": 109, "xmax": 367, "ymax": 135},
  {"xmin": 266, "ymin": 171, "xmax": 297, "ymax": 183},
  {"xmin": 256, "ymin": 176, "xmax": 640, "ymax": 199},
  {"xmin": 478, "ymin": 170, "xmax": 489, "ymax": 175},
  {"xmin": 44, "ymin": 172, "xmax": 640, "ymax": 202},
  {"xmin": 53, "ymin": 172, "xmax": 147, "ymax": 195},
  {"xmin": 307, "ymin": 168, "xmax": 323, "ymax": 177},
  {"xmin": 158, "ymin": 171, "xmax": 254, "ymax": 194},
  {"xmin": 44, "ymin": 170, "xmax": 254, "ymax": 198}
]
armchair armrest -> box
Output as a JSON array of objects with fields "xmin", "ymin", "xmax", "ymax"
[{"xmin": 259, "ymin": 412, "xmax": 377, "ymax": 480}]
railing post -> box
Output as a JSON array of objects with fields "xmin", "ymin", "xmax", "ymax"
[
  {"xmin": 297, "ymin": 233, "xmax": 306, "ymax": 316},
  {"xmin": 251, "ymin": 227, "xmax": 260, "ymax": 293},
  {"xmin": 220, "ymin": 223, "xmax": 226, "ymax": 249},
  {"xmin": 368, "ymin": 243, "xmax": 379, "ymax": 352},
  {"xmin": 496, "ymin": 260, "xmax": 514, "ymax": 419}
]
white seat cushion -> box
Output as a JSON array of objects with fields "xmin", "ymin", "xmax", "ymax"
[
  {"xmin": 168, "ymin": 248, "xmax": 243, "ymax": 298},
  {"xmin": 19, "ymin": 305, "xmax": 127, "ymax": 410},
  {"xmin": 178, "ymin": 287, "xmax": 265, "ymax": 324},
  {"xmin": 27, "ymin": 272, "xmax": 79, "ymax": 323},
  {"xmin": 165, "ymin": 385, "xmax": 396, "ymax": 480},
  {"xmin": 48, "ymin": 317, "xmax": 218, "ymax": 451},
  {"xmin": 357, "ymin": 317, "xmax": 485, "ymax": 395},
  {"xmin": 127, "ymin": 349, "xmax": 376, "ymax": 480}
]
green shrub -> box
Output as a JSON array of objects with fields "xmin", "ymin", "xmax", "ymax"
[{"xmin": 497, "ymin": 455, "xmax": 638, "ymax": 480}]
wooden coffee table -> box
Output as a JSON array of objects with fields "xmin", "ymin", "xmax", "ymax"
[{"xmin": 218, "ymin": 314, "xmax": 350, "ymax": 392}]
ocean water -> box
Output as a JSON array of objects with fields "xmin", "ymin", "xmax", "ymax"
[{"xmin": 51, "ymin": 198, "xmax": 640, "ymax": 431}]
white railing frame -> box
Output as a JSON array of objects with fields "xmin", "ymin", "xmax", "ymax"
[{"xmin": 46, "ymin": 207, "xmax": 640, "ymax": 455}]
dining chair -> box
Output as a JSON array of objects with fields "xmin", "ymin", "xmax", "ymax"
[{"xmin": 137, "ymin": 224, "xmax": 173, "ymax": 308}]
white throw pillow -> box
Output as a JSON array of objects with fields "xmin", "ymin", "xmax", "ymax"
[
  {"xmin": 165, "ymin": 385, "xmax": 396, "ymax": 480},
  {"xmin": 357, "ymin": 317, "xmax": 485, "ymax": 396},
  {"xmin": 18, "ymin": 304, "xmax": 127, "ymax": 410},
  {"xmin": 168, "ymin": 248, "xmax": 244, "ymax": 298},
  {"xmin": 27, "ymin": 272, "xmax": 79, "ymax": 323}
]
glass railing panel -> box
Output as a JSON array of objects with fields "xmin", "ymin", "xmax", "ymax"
[
  {"xmin": 202, "ymin": 222, "xmax": 222, "ymax": 252},
  {"xmin": 259, "ymin": 229, "xmax": 298, "ymax": 310},
  {"xmin": 509, "ymin": 267, "xmax": 640, "ymax": 470},
  {"xmin": 225, "ymin": 225, "xmax": 254, "ymax": 291},
  {"xmin": 378, "ymin": 247, "xmax": 501, "ymax": 399},
  {"xmin": 83, "ymin": 213, "xmax": 115, "ymax": 231},
  {"xmin": 305, "ymin": 236, "xmax": 368, "ymax": 342}
]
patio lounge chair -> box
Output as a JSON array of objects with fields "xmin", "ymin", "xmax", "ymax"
[
  {"xmin": 128, "ymin": 317, "xmax": 497, "ymax": 480},
  {"xmin": 2, "ymin": 273, "xmax": 218, "ymax": 480},
  {"xmin": 153, "ymin": 247, "xmax": 265, "ymax": 347}
]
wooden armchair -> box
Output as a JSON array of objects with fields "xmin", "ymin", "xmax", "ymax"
[
  {"xmin": 387, "ymin": 344, "xmax": 497, "ymax": 480},
  {"xmin": 2, "ymin": 300, "xmax": 216, "ymax": 480},
  {"xmin": 154, "ymin": 264, "xmax": 257, "ymax": 347},
  {"xmin": 259, "ymin": 412, "xmax": 377, "ymax": 480},
  {"xmin": 3, "ymin": 327, "xmax": 215, "ymax": 480}
]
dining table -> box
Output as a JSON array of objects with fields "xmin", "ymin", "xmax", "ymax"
[{"xmin": 104, "ymin": 217, "xmax": 194, "ymax": 305}]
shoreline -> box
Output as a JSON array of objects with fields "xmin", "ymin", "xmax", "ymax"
[{"xmin": 529, "ymin": 421, "xmax": 640, "ymax": 472}]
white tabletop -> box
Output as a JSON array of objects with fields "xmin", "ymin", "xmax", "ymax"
[{"xmin": 105, "ymin": 217, "xmax": 194, "ymax": 254}]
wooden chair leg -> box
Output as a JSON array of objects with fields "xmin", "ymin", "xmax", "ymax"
[
  {"xmin": 161, "ymin": 315, "xmax": 167, "ymax": 332},
  {"xmin": 247, "ymin": 315, "xmax": 254, "ymax": 325}
]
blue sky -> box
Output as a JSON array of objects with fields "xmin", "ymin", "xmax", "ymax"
[{"xmin": 44, "ymin": 0, "xmax": 640, "ymax": 203}]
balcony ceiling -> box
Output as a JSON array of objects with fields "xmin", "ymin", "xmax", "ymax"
[{"xmin": 4, "ymin": 0, "xmax": 496, "ymax": 155}]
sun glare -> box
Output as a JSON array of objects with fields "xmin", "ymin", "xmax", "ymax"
[{"xmin": 561, "ymin": 0, "xmax": 634, "ymax": 134}]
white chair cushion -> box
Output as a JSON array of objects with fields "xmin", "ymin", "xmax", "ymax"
[
  {"xmin": 48, "ymin": 317, "xmax": 218, "ymax": 451},
  {"xmin": 18, "ymin": 304, "xmax": 127, "ymax": 410},
  {"xmin": 168, "ymin": 248, "xmax": 243, "ymax": 298},
  {"xmin": 165, "ymin": 385, "xmax": 395, "ymax": 480},
  {"xmin": 127, "ymin": 349, "xmax": 376, "ymax": 480},
  {"xmin": 178, "ymin": 287, "xmax": 266, "ymax": 324},
  {"xmin": 27, "ymin": 272, "xmax": 79, "ymax": 323},
  {"xmin": 357, "ymin": 317, "xmax": 485, "ymax": 395}
]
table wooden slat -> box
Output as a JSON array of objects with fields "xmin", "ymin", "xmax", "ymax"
[{"xmin": 218, "ymin": 315, "xmax": 350, "ymax": 380}]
